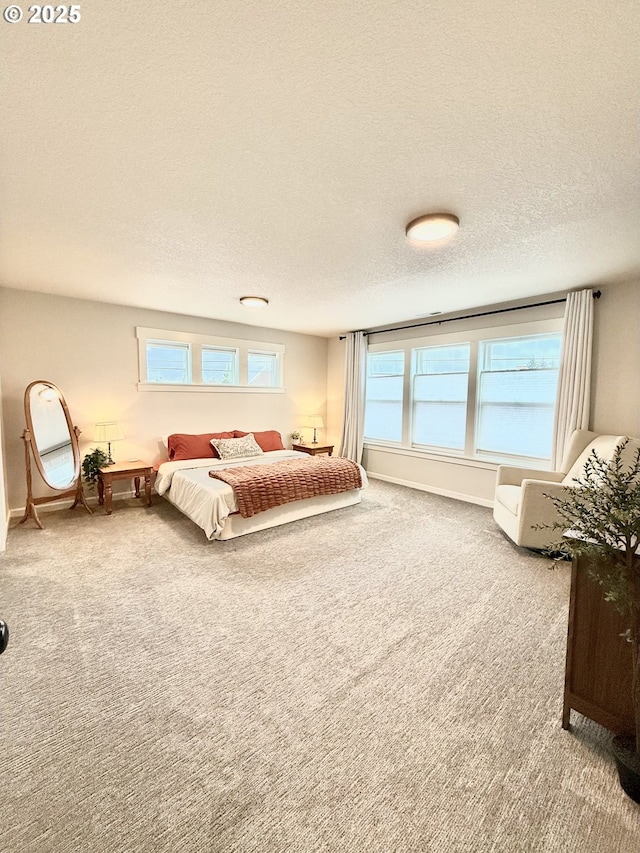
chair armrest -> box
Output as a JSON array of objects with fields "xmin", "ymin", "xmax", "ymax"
[
  {"xmin": 495, "ymin": 466, "xmax": 564, "ymax": 487},
  {"xmin": 520, "ymin": 478, "xmax": 570, "ymax": 501},
  {"xmin": 518, "ymin": 479, "xmax": 574, "ymax": 533}
]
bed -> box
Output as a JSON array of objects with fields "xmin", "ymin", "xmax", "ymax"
[{"xmin": 155, "ymin": 442, "xmax": 368, "ymax": 541}]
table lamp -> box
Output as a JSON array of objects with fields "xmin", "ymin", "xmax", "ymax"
[
  {"xmin": 93, "ymin": 421, "xmax": 124, "ymax": 465},
  {"xmin": 303, "ymin": 415, "xmax": 324, "ymax": 445}
]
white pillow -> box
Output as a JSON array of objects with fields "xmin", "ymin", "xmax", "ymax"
[{"xmin": 210, "ymin": 433, "xmax": 264, "ymax": 460}]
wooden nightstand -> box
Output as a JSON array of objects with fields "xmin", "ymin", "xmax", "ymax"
[
  {"xmin": 292, "ymin": 443, "xmax": 334, "ymax": 457},
  {"xmin": 97, "ymin": 460, "xmax": 152, "ymax": 515}
]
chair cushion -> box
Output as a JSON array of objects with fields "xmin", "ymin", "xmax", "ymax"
[
  {"xmin": 562, "ymin": 435, "xmax": 624, "ymax": 484},
  {"xmin": 495, "ymin": 484, "xmax": 521, "ymax": 515}
]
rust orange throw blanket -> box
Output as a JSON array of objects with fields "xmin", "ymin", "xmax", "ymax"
[{"xmin": 209, "ymin": 457, "xmax": 363, "ymax": 518}]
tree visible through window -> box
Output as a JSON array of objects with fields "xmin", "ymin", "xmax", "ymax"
[
  {"xmin": 137, "ymin": 327, "xmax": 284, "ymax": 391},
  {"xmin": 202, "ymin": 347, "xmax": 237, "ymax": 384}
]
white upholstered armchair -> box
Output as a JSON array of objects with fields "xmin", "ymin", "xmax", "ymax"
[{"xmin": 493, "ymin": 430, "xmax": 632, "ymax": 550}]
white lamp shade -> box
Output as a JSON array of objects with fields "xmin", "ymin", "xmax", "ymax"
[
  {"xmin": 303, "ymin": 415, "xmax": 324, "ymax": 429},
  {"xmin": 93, "ymin": 422, "xmax": 124, "ymax": 443}
]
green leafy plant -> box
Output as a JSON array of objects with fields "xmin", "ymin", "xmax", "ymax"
[
  {"xmin": 290, "ymin": 431, "xmax": 302, "ymax": 442},
  {"xmin": 539, "ymin": 439, "xmax": 640, "ymax": 761},
  {"xmin": 82, "ymin": 448, "xmax": 109, "ymax": 484}
]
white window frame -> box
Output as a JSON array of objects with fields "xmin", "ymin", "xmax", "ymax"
[
  {"xmin": 201, "ymin": 345, "xmax": 240, "ymax": 386},
  {"xmin": 363, "ymin": 349, "xmax": 406, "ymax": 443},
  {"xmin": 247, "ymin": 349, "xmax": 281, "ymax": 388},
  {"xmin": 474, "ymin": 333, "xmax": 562, "ymax": 461},
  {"xmin": 365, "ymin": 318, "xmax": 564, "ymax": 467},
  {"xmin": 411, "ymin": 342, "xmax": 471, "ymax": 453},
  {"xmin": 136, "ymin": 327, "xmax": 285, "ymax": 393},
  {"xmin": 145, "ymin": 340, "xmax": 192, "ymax": 385}
]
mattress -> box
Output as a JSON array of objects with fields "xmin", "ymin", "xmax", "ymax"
[{"xmin": 155, "ymin": 449, "xmax": 368, "ymax": 540}]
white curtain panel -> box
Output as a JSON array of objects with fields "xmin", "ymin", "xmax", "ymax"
[
  {"xmin": 338, "ymin": 331, "xmax": 367, "ymax": 463},
  {"xmin": 552, "ymin": 288, "xmax": 594, "ymax": 468}
]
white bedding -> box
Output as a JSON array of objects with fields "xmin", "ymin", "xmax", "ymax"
[{"xmin": 156, "ymin": 450, "xmax": 368, "ymax": 540}]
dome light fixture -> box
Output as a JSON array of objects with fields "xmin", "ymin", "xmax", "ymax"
[
  {"xmin": 39, "ymin": 386, "xmax": 59, "ymax": 402},
  {"xmin": 239, "ymin": 296, "xmax": 269, "ymax": 308},
  {"xmin": 406, "ymin": 213, "xmax": 459, "ymax": 243}
]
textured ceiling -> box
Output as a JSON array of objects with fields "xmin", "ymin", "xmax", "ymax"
[{"xmin": 1, "ymin": 1, "xmax": 638, "ymax": 337}]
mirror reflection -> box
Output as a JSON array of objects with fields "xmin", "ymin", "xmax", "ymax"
[
  {"xmin": 21, "ymin": 380, "xmax": 90, "ymax": 529},
  {"xmin": 28, "ymin": 383, "xmax": 76, "ymax": 489}
]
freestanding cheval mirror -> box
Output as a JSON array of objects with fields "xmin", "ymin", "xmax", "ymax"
[{"xmin": 21, "ymin": 380, "xmax": 91, "ymax": 529}]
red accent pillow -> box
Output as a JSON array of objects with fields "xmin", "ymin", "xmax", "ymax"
[
  {"xmin": 234, "ymin": 430, "xmax": 285, "ymax": 452},
  {"xmin": 167, "ymin": 432, "xmax": 235, "ymax": 461}
]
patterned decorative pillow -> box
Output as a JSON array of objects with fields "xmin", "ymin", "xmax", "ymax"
[{"xmin": 210, "ymin": 433, "xmax": 264, "ymax": 460}]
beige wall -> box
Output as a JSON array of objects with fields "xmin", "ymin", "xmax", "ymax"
[
  {"xmin": 328, "ymin": 282, "xmax": 640, "ymax": 505},
  {"xmin": 362, "ymin": 449, "xmax": 497, "ymax": 505},
  {"xmin": 590, "ymin": 280, "xmax": 640, "ymax": 435},
  {"xmin": 0, "ymin": 288, "xmax": 329, "ymax": 512},
  {"xmin": 0, "ymin": 360, "xmax": 7, "ymax": 549},
  {"xmin": 2, "ymin": 281, "xmax": 636, "ymax": 516}
]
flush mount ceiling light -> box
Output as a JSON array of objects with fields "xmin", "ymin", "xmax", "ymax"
[
  {"xmin": 38, "ymin": 386, "xmax": 59, "ymax": 401},
  {"xmin": 406, "ymin": 213, "xmax": 459, "ymax": 243},
  {"xmin": 239, "ymin": 296, "xmax": 269, "ymax": 308}
]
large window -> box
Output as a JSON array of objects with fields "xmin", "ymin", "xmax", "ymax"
[
  {"xmin": 412, "ymin": 344, "xmax": 470, "ymax": 450},
  {"xmin": 364, "ymin": 323, "xmax": 563, "ymax": 464},
  {"xmin": 364, "ymin": 351, "xmax": 404, "ymax": 442},
  {"xmin": 476, "ymin": 335, "xmax": 562, "ymax": 459},
  {"xmin": 136, "ymin": 328, "xmax": 284, "ymax": 392}
]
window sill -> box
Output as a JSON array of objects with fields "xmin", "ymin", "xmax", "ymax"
[
  {"xmin": 137, "ymin": 383, "xmax": 285, "ymax": 394},
  {"xmin": 363, "ymin": 442, "xmax": 553, "ymax": 471}
]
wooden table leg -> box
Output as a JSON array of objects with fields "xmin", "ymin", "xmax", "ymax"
[
  {"xmin": 104, "ymin": 479, "xmax": 113, "ymax": 515},
  {"xmin": 144, "ymin": 473, "xmax": 152, "ymax": 506},
  {"xmin": 98, "ymin": 478, "xmax": 104, "ymax": 506},
  {"xmin": 134, "ymin": 476, "xmax": 141, "ymax": 498}
]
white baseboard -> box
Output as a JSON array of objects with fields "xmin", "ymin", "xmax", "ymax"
[
  {"xmin": 366, "ymin": 471, "xmax": 494, "ymax": 508},
  {"xmin": 9, "ymin": 488, "xmax": 147, "ymax": 519}
]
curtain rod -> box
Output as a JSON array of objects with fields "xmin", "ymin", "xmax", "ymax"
[{"xmin": 339, "ymin": 290, "xmax": 601, "ymax": 340}]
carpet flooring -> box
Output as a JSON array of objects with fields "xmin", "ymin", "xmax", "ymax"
[{"xmin": 1, "ymin": 480, "xmax": 638, "ymax": 852}]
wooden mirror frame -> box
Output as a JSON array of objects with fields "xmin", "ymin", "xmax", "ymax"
[{"xmin": 21, "ymin": 380, "xmax": 92, "ymax": 529}]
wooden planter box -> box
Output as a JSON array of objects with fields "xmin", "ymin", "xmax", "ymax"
[{"xmin": 562, "ymin": 554, "xmax": 635, "ymax": 735}]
